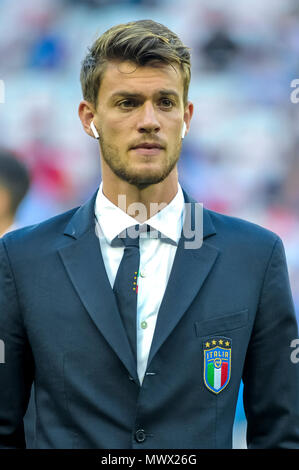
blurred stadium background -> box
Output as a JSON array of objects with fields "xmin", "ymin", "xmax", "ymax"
[{"xmin": 1, "ymin": 0, "xmax": 299, "ymax": 449}]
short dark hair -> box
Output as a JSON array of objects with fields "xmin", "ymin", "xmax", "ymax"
[
  {"xmin": 80, "ymin": 19, "xmax": 191, "ymax": 108},
  {"xmin": 0, "ymin": 150, "xmax": 30, "ymax": 215}
]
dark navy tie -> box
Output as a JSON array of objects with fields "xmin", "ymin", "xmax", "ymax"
[{"xmin": 113, "ymin": 224, "xmax": 141, "ymax": 361}]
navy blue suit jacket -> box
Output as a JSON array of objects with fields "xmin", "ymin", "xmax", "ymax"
[{"xmin": 0, "ymin": 187, "xmax": 298, "ymax": 448}]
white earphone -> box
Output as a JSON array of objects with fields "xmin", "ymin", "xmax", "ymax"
[
  {"xmin": 90, "ymin": 120, "xmax": 100, "ymax": 139},
  {"xmin": 181, "ymin": 122, "xmax": 187, "ymax": 139}
]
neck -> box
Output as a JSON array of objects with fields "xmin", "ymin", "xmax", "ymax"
[{"xmin": 102, "ymin": 169, "xmax": 179, "ymax": 223}]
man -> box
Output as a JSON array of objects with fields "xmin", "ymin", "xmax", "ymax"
[
  {"xmin": 0, "ymin": 20, "xmax": 298, "ymax": 449},
  {"xmin": 0, "ymin": 150, "xmax": 30, "ymax": 237}
]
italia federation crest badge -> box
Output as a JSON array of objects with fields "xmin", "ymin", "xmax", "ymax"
[{"xmin": 203, "ymin": 337, "xmax": 231, "ymax": 394}]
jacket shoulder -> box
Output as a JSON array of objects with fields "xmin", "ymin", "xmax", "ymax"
[
  {"xmin": 1, "ymin": 206, "xmax": 79, "ymax": 253},
  {"xmin": 206, "ymin": 207, "xmax": 280, "ymax": 251}
]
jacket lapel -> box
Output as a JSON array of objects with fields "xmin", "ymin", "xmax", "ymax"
[
  {"xmin": 58, "ymin": 187, "xmax": 219, "ymax": 383},
  {"xmin": 58, "ymin": 190, "xmax": 139, "ymax": 384}
]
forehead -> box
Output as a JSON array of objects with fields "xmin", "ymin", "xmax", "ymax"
[{"xmin": 97, "ymin": 60, "xmax": 184, "ymax": 101}]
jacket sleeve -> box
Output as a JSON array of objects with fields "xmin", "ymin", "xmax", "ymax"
[
  {"xmin": 242, "ymin": 236, "xmax": 299, "ymax": 448},
  {"xmin": 0, "ymin": 238, "xmax": 34, "ymax": 448}
]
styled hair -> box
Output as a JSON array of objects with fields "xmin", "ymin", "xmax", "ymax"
[
  {"xmin": 0, "ymin": 150, "xmax": 30, "ymax": 215},
  {"xmin": 80, "ymin": 19, "xmax": 191, "ymax": 107}
]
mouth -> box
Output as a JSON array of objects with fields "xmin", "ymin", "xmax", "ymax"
[{"xmin": 130, "ymin": 142, "xmax": 164, "ymax": 156}]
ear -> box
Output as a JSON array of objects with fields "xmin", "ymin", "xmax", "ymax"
[
  {"xmin": 183, "ymin": 101, "xmax": 194, "ymax": 137},
  {"xmin": 78, "ymin": 100, "xmax": 98, "ymax": 139}
]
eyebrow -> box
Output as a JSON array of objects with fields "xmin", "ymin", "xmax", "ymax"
[{"xmin": 109, "ymin": 89, "xmax": 180, "ymax": 100}]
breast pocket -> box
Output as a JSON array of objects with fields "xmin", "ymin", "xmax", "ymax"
[{"xmin": 194, "ymin": 308, "xmax": 248, "ymax": 337}]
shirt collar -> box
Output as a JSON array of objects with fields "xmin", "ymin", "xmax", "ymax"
[{"xmin": 94, "ymin": 181, "xmax": 185, "ymax": 246}]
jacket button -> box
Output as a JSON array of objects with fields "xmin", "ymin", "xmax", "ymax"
[{"xmin": 135, "ymin": 429, "xmax": 146, "ymax": 443}]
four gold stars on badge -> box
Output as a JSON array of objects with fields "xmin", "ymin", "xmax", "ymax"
[{"xmin": 205, "ymin": 339, "xmax": 230, "ymax": 348}]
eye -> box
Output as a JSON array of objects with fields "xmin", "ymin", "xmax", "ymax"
[
  {"xmin": 118, "ymin": 99, "xmax": 137, "ymax": 109},
  {"xmin": 159, "ymin": 98, "xmax": 175, "ymax": 109}
]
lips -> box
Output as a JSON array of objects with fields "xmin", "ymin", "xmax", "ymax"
[
  {"xmin": 132, "ymin": 143, "xmax": 163, "ymax": 150},
  {"xmin": 131, "ymin": 143, "xmax": 164, "ymax": 156}
]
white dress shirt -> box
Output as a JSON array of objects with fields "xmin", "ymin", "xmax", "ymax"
[{"xmin": 94, "ymin": 181, "xmax": 185, "ymax": 384}]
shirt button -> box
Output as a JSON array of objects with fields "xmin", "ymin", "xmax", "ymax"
[
  {"xmin": 135, "ymin": 429, "xmax": 146, "ymax": 443},
  {"xmin": 141, "ymin": 321, "xmax": 148, "ymax": 329}
]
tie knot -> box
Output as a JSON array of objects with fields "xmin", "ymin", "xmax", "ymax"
[{"xmin": 119, "ymin": 224, "xmax": 140, "ymax": 248}]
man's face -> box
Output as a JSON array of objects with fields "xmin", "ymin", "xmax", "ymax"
[{"xmin": 93, "ymin": 60, "xmax": 192, "ymax": 189}]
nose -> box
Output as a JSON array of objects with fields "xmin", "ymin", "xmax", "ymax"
[{"xmin": 137, "ymin": 102, "xmax": 160, "ymax": 134}]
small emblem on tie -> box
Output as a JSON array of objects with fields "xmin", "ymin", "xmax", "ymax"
[{"xmin": 133, "ymin": 270, "xmax": 139, "ymax": 293}]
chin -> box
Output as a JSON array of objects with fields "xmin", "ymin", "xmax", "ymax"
[{"xmin": 128, "ymin": 174, "xmax": 165, "ymax": 188}]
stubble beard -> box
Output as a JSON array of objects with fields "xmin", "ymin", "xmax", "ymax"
[{"xmin": 100, "ymin": 136, "xmax": 182, "ymax": 190}]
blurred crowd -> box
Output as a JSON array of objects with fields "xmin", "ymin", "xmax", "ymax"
[{"xmin": 0, "ymin": 0, "xmax": 299, "ymax": 448}]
